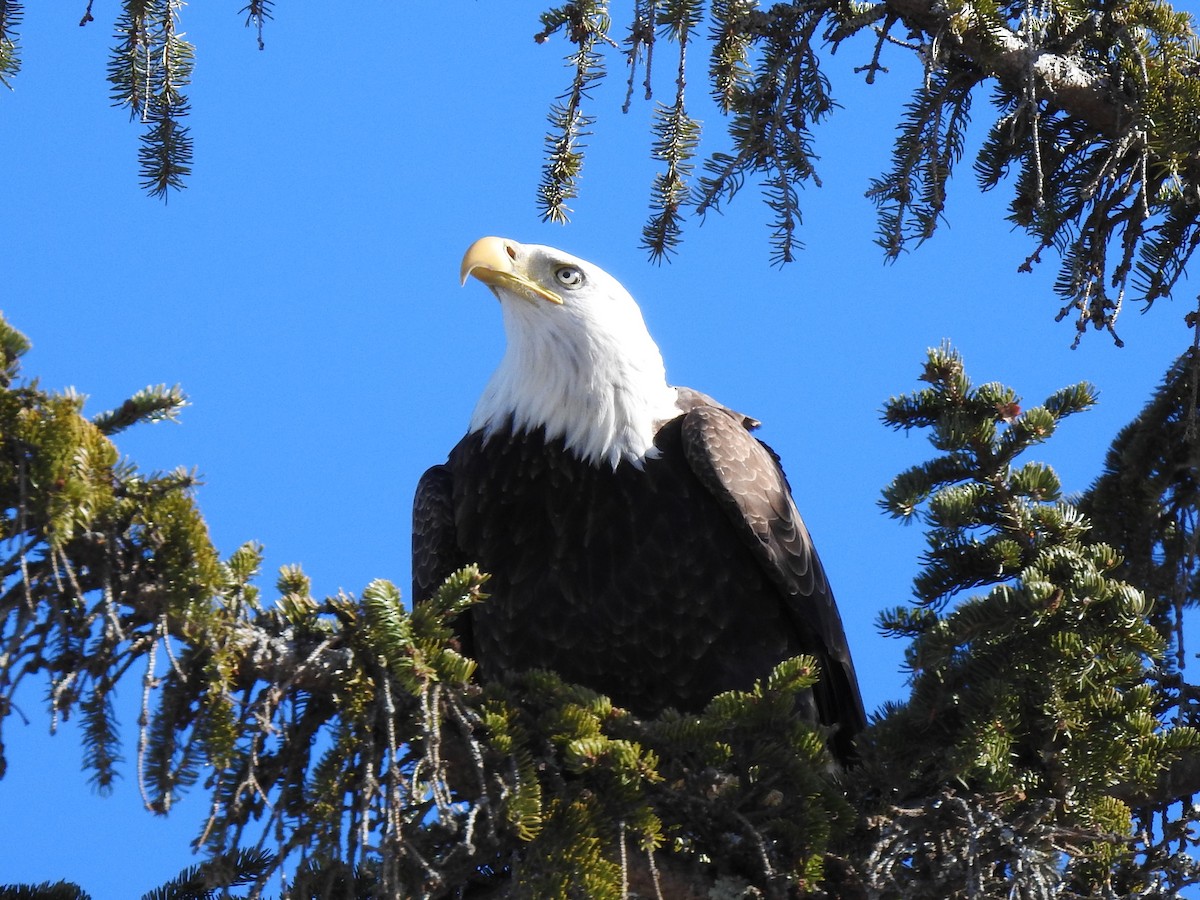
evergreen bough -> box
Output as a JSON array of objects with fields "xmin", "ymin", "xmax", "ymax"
[
  {"xmin": 2, "ymin": 322, "xmax": 1199, "ymax": 896},
  {"xmin": 6, "ymin": 3, "xmax": 1200, "ymax": 340},
  {"xmin": 864, "ymin": 344, "xmax": 1200, "ymax": 898},
  {"xmin": 531, "ymin": 0, "xmax": 1200, "ymax": 342},
  {"xmin": 0, "ymin": 312, "xmax": 849, "ymax": 897}
]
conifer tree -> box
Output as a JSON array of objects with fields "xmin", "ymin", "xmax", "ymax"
[
  {"xmin": 4, "ymin": 1, "xmax": 1199, "ymax": 338},
  {"xmin": 4, "ymin": 2, "xmax": 1200, "ymax": 896},
  {"xmin": 531, "ymin": 0, "xmax": 1200, "ymax": 342},
  {"xmin": 2, "ymin": 318, "xmax": 1199, "ymax": 897},
  {"xmin": 864, "ymin": 345, "xmax": 1199, "ymax": 898},
  {"xmin": 1081, "ymin": 350, "xmax": 1200, "ymax": 658},
  {"xmin": 1078, "ymin": 349, "xmax": 1200, "ymax": 807}
]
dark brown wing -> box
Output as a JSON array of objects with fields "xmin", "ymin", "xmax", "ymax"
[
  {"xmin": 673, "ymin": 385, "xmax": 760, "ymax": 429},
  {"xmin": 412, "ymin": 464, "xmax": 462, "ymax": 602},
  {"xmin": 680, "ymin": 405, "xmax": 867, "ymax": 750}
]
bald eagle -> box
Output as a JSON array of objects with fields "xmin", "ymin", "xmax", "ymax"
[{"xmin": 413, "ymin": 237, "xmax": 865, "ymax": 759}]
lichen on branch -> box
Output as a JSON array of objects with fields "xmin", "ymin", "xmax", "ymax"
[{"xmin": 533, "ymin": 0, "xmax": 1200, "ymax": 341}]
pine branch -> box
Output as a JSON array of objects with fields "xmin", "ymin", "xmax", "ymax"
[
  {"xmin": 866, "ymin": 0, "xmax": 1200, "ymax": 339},
  {"xmin": 0, "ymin": 317, "xmax": 30, "ymax": 388},
  {"xmin": 239, "ymin": 0, "xmax": 272, "ymax": 51},
  {"xmin": 524, "ymin": 0, "xmax": 1200, "ymax": 340},
  {"xmin": 108, "ymin": 0, "xmax": 193, "ymax": 199},
  {"xmin": 138, "ymin": 848, "xmax": 274, "ymax": 900},
  {"xmin": 91, "ymin": 383, "xmax": 187, "ymax": 436},
  {"xmin": 138, "ymin": 1, "xmax": 193, "ymax": 198},
  {"xmin": 0, "ymin": 0, "xmax": 22, "ymax": 89},
  {"xmin": 619, "ymin": 0, "xmax": 656, "ymax": 113},
  {"xmin": 708, "ymin": 0, "xmax": 755, "ymax": 113},
  {"xmin": 0, "ymin": 882, "xmax": 91, "ymax": 900},
  {"xmin": 642, "ymin": 100, "xmax": 700, "ymax": 262},
  {"xmin": 868, "ymin": 345, "xmax": 1200, "ymax": 893},
  {"xmin": 693, "ymin": 3, "xmax": 832, "ymax": 264},
  {"xmin": 640, "ymin": 0, "xmax": 705, "ymax": 261},
  {"xmin": 867, "ymin": 68, "xmax": 977, "ymax": 258},
  {"xmin": 1080, "ymin": 351, "xmax": 1200, "ymax": 654},
  {"xmin": 536, "ymin": 1, "xmax": 612, "ymax": 223},
  {"xmin": 9, "ymin": 318, "xmax": 1200, "ymax": 894}
]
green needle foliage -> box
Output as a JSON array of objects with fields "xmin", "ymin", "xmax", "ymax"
[
  {"xmin": 140, "ymin": 850, "xmax": 275, "ymax": 900},
  {"xmin": 0, "ymin": 312, "xmax": 851, "ymax": 897},
  {"xmin": 1075, "ymin": 349, "xmax": 1200, "ymax": 821},
  {"xmin": 531, "ymin": 0, "xmax": 1200, "ymax": 340},
  {"xmin": 3, "ymin": 319, "xmax": 1200, "ymax": 896},
  {"xmin": 107, "ymin": 0, "xmax": 195, "ymax": 198},
  {"xmin": 1080, "ymin": 349, "xmax": 1200, "ymax": 664},
  {"xmin": 8, "ymin": 3, "xmax": 1200, "ymax": 339},
  {"xmin": 0, "ymin": 0, "xmax": 20, "ymax": 89},
  {"xmin": 866, "ymin": 344, "xmax": 1200, "ymax": 897},
  {"xmin": 535, "ymin": 1, "xmax": 612, "ymax": 224},
  {"xmin": 0, "ymin": 886, "xmax": 91, "ymax": 900}
]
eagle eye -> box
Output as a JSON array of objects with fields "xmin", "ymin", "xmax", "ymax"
[{"xmin": 554, "ymin": 266, "xmax": 585, "ymax": 289}]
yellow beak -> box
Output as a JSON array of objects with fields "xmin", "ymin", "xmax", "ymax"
[{"xmin": 459, "ymin": 236, "xmax": 564, "ymax": 305}]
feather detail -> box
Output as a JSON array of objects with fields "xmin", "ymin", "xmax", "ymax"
[{"xmin": 468, "ymin": 242, "xmax": 680, "ymax": 467}]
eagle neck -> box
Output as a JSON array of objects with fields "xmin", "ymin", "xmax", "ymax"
[{"xmin": 469, "ymin": 300, "xmax": 680, "ymax": 468}]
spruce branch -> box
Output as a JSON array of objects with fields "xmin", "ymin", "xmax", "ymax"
[
  {"xmin": 530, "ymin": 0, "xmax": 1200, "ymax": 339},
  {"xmin": 139, "ymin": 848, "xmax": 275, "ymax": 900},
  {"xmin": 1080, "ymin": 350, "xmax": 1200, "ymax": 659},
  {"xmin": 708, "ymin": 0, "xmax": 756, "ymax": 113},
  {"xmin": 536, "ymin": 1, "xmax": 613, "ymax": 223},
  {"xmin": 92, "ymin": 383, "xmax": 187, "ymax": 436},
  {"xmin": 240, "ymin": 0, "xmax": 272, "ymax": 51},
  {"xmin": 10, "ymin": 321, "xmax": 1200, "ymax": 894},
  {"xmin": 639, "ymin": 0, "xmax": 705, "ymax": 261},
  {"xmin": 862, "ymin": 791, "xmax": 1069, "ymax": 898},
  {"xmin": 868, "ymin": 67, "xmax": 977, "ymax": 258},
  {"xmin": 0, "ymin": 882, "xmax": 91, "ymax": 900},
  {"xmin": 642, "ymin": 100, "xmax": 700, "ymax": 262},
  {"xmin": 866, "ymin": 344, "xmax": 1200, "ymax": 893},
  {"xmin": 0, "ymin": 318, "xmax": 30, "ymax": 388},
  {"xmin": 694, "ymin": 3, "xmax": 833, "ymax": 265},
  {"xmin": 0, "ymin": 0, "xmax": 22, "ymax": 89},
  {"xmin": 107, "ymin": 0, "xmax": 193, "ymax": 199},
  {"xmin": 621, "ymin": 0, "xmax": 657, "ymax": 114}
]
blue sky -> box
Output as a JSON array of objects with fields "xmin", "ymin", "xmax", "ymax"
[{"xmin": 1, "ymin": 2, "xmax": 1197, "ymax": 897}]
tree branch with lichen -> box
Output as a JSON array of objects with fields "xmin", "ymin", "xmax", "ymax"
[
  {"xmin": 7, "ymin": 313, "xmax": 1200, "ymax": 896},
  {"xmin": 533, "ymin": 0, "xmax": 1200, "ymax": 342}
]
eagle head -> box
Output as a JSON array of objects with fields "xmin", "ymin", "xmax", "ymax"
[{"xmin": 460, "ymin": 237, "xmax": 680, "ymax": 469}]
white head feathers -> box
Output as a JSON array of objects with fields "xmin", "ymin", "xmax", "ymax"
[{"xmin": 461, "ymin": 237, "xmax": 680, "ymax": 469}]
